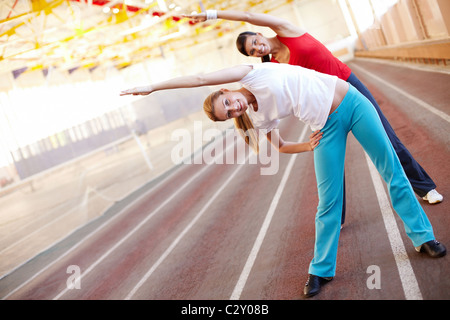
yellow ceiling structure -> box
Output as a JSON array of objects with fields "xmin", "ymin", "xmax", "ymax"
[{"xmin": 0, "ymin": 0, "xmax": 290, "ymax": 78}]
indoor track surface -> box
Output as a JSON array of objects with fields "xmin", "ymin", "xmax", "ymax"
[{"xmin": 0, "ymin": 59, "xmax": 449, "ymax": 301}]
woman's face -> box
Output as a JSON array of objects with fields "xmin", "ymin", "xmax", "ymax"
[
  {"xmin": 213, "ymin": 90, "xmax": 249, "ymax": 121},
  {"xmin": 244, "ymin": 33, "xmax": 270, "ymax": 57}
]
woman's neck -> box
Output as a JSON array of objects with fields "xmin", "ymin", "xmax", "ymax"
[
  {"xmin": 267, "ymin": 36, "xmax": 282, "ymax": 55},
  {"xmin": 267, "ymin": 36, "xmax": 289, "ymax": 63},
  {"xmin": 237, "ymin": 87, "xmax": 256, "ymax": 104},
  {"xmin": 237, "ymin": 88, "xmax": 258, "ymax": 111}
]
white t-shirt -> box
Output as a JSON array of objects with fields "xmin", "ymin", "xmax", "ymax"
[{"xmin": 239, "ymin": 63, "xmax": 337, "ymax": 132}]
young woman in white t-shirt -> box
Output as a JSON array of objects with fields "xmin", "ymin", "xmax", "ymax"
[{"xmin": 121, "ymin": 62, "xmax": 446, "ymax": 298}]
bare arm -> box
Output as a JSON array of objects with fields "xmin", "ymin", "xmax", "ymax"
[
  {"xmin": 183, "ymin": 10, "xmax": 305, "ymax": 37},
  {"xmin": 266, "ymin": 129, "xmax": 323, "ymax": 154},
  {"xmin": 120, "ymin": 65, "xmax": 252, "ymax": 96}
]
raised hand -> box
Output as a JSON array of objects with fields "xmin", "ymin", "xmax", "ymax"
[
  {"xmin": 120, "ymin": 86, "xmax": 153, "ymax": 96},
  {"xmin": 181, "ymin": 12, "xmax": 207, "ymax": 23}
]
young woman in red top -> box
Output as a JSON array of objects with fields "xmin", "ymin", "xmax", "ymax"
[{"xmin": 185, "ymin": 10, "xmax": 443, "ymax": 224}]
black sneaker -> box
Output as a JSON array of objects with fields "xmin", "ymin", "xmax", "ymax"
[
  {"xmin": 415, "ymin": 240, "xmax": 447, "ymax": 258},
  {"xmin": 303, "ymin": 274, "xmax": 333, "ymax": 298}
]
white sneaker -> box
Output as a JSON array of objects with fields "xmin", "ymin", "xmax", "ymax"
[{"xmin": 422, "ymin": 189, "xmax": 443, "ymax": 204}]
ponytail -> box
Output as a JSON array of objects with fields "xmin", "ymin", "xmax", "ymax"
[
  {"xmin": 261, "ymin": 55, "xmax": 270, "ymax": 63},
  {"xmin": 234, "ymin": 112, "xmax": 259, "ymax": 154},
  {"xmin": 203, "ymin": 91, "xmax": 259, "ymax": 154}
]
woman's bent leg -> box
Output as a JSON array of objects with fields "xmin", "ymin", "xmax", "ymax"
[
  {"xmin": 309, "ymin": 112, "xmax": 347, "ymax": 277},
  {"xmin": 347, "ymin": 73, "xmax": 436, "ymax": 197},
  {"xmin": 347, "ymin": 86, "xmax": 435, "ymax": 247}
]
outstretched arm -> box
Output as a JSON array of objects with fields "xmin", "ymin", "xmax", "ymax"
[
  {"xmin": 120, "ymin": 65, "xmax": 252, "ymax": 96},
  {"xmin": 267, "ymin": 129, "xmax": 323, "ymax": 154},
  {"xmin": 183, "ymin": 10, "xmax": 305, "ymax": 37}
]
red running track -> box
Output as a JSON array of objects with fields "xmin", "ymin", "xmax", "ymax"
[{"xmin": 0, "ymin": 59, "xmax": 449, "ymax": 301}]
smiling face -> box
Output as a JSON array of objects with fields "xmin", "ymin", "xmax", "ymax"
[
  {"xmin": 244, "ymin": 33, "xmax": 271, "ymax": 57},
  {"xmin": 213, "ymin": 89, "xmax": 250, "ymax": 121}
]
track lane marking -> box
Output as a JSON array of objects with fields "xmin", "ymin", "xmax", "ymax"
[
  {"xmin": 125, "ymin": 151, "xmax": 251, "ymax": 299},
  {"xmin": 2, "ymin": 183, "xmax": 161, "ymax": 300},
  {"xmin": 351, "ymin": 64, "xmax": 450, "ymax": 124},
  {"xmin": 230, "ymin": 126, "xmax": 308, "ymax": 300},
  {"xmin": 2, "ymin": 131, "xmax": 233, "ymax": 300},
  {"xmin": 364, "ymin": 153, "xmax": 423, "ymax": 300},
  {"xmin": 52, "ymin": 133, "xmax": 238, "ymax": 300}
]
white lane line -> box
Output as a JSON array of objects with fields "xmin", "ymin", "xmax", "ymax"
[
  {"xmin": 230, "ymin": 126, "xmax": 308, "ymax": 300},
  {"xmin": 2, "ymin": 181, "xmax": 161, "ymax": 300},
  {"xmin": 125, "ymin": 152, "xmax": 251, "ymax": 300},
  {"xmin": 2, "ymin": 131, "xmax": 233, "ymax": 300},
  {"xmin": 351, "ymin": 64, "xmax": 450, "ymax": 124},
  {"xmin": 53, "ymin": 134, "xmax": 237, "ymax": 300},
  {"xmin": 364, "ymin": 153, "xmax": 423, "ymax": 300}
]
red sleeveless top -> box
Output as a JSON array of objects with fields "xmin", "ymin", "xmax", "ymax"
[{"xmin": 270, "ymin": 33, "xmax": 352, "ymax": 81}]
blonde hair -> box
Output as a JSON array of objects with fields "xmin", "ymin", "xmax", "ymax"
[{"xmin": 203, "ymin": 90, "xmax": 259, "ymax": 154}]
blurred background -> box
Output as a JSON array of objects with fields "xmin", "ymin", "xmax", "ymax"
[{"xmin": 0, "ymin": 0, "xmax": 449, "ymax": 277}]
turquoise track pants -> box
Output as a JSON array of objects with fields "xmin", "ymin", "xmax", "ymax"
[{"xmin": 309, "ymin": 85, "xmax": 435, "ymax": 277}]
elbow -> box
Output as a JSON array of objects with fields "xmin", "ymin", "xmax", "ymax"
[
  {"xmin": 268, "ymin": 132, "xmax": 287, "ymax": 153},
  {"xmin": 241, "ymin": 11, "xmax": 252, "ymax": 22},
  {"xmin": 277, "ymin": 145, "xmax": 289, "ymax": 154},
  {"xmin": 196, "ymin": 75, "xmax": 207, "ymax": 86},
  {"xmin": 275, "ymin": 141, "xmax": 288, "ymax": 154}
]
